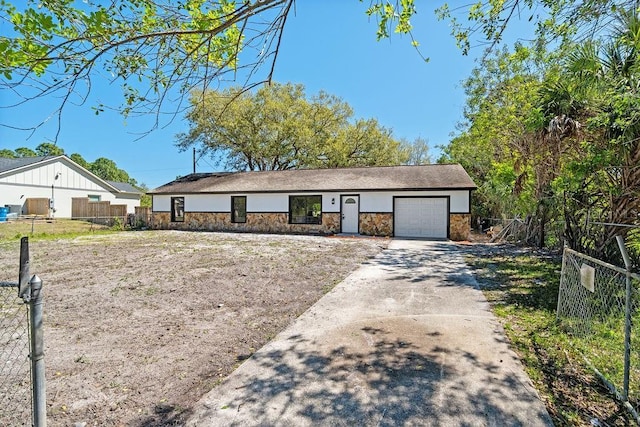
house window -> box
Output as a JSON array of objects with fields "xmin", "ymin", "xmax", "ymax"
[
  {"xmin": 289, "ymin": 195, "xmax": 322, "ymax": 224},
  {"xmin": 231, "ymin": 196, "xmax": 247, "ymax": 223},
  {"xmin": 88, "ymin": 195, "xmax": 101, "ymax": 202},
  {"xmin": 171, "ymin": 197, "xmax": 184, "ymax": 222}
]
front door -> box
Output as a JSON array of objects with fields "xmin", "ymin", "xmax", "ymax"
[{"xmin": 341, "ymin": 195, "xmax": 359, "ymax": 233}]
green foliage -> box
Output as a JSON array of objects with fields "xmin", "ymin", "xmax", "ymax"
[
  {"xmin": 2, "ymin": 0, "xmax": 248, "ymax": 117},
  {"xmin": 436, "ymin": 1, "xmax": 634, "ymax": 56},
  {"xmin": 0, "ymin": 149, "xmax": 16, "ymax": 158},
  {"xmin": 89, "ymin": 157, "xmax": 132, "ymax": 183},
  {"xmin": 139, "ymin": 193, "xmax": 152, "ymax": 208},
  {"xmin": 177, "ymin": 82, "xmax": 408, "ymax": 171},
  {"xmin": 362, "ymin": 0, "xmax": 419, "ymax": 54},
  {"xmin": 443, "ymin": 45, "xmax": 549, "ymax": 222},
  {"xmin": 401, "ymin": 137, "xmax": 431, "ymax": 165},
  {"xmin": 14, "ymin": 147, "xmax": 37, "ymax": 157},
  {"xmin": 2, "ymin": 0, "xmax": 631, "ymax": 138},
  {"xmin": 69, "ymin": 153, "xmax": 90, "ymax": 169},
  {"xmin": 444, "ymin": 6, "xmax": 640, "ymax": 256},
  {"xmin": 1, "ymin": 145, "xmax": 64, "ymax": 158},
  {"xmin": 136, "ymin": 183, "xmax": 152, "ymax": 207},
  {"xmin": 110, "ymin": 216, "xmax": 124, "ymax": 231},
  {"xmin": 626, "ymin": 228, "xmax": 640, "ymax": 268},
  {"xmin": 35, "ymin": 142, "xmax": 64, "ymax": 156}
]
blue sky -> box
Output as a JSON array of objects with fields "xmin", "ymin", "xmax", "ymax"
[{"xmin": 0, "ymin": 2, "xmax": 536, "ymax": 189}]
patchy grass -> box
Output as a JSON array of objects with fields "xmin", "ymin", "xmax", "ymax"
[
  {"xmin": 0, "ymin": 218, "xmax": 113, "ymax": 242},
  {"xmin": 463, "ymin": 244, "xmax": 634, "ymax": 426}
]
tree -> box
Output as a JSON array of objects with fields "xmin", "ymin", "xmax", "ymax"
[
  {"xmin": 0, "ymin": 0, "xmax": 418, "ymax": 136},
  {"xmin": 2, "ymin": 0, "xmax": 628, "ymax": 137},
  {"xmin": 69, "ymin": 153, "xmax": 90, "ymax": 169},
  {"xmin": 35, "ymin": 142, "xmax": 64, "ymax": 156},
  {"xmin": 544, "ymin": 8, "xmax": 640, "ymax": 259},
  {"xmin": 0, "ymin": 149, "xmax": 16, "ymax": 158},
  {"xmin": 89, "ymin": 157, "xmax": 134, "ymax": 184},
  {"xmin": 441, "ymin": 42, "xmax": 587, "ymax": 247},
  {"xmin": 443, "ymin": 6, "xmax": 640, "ymax": 260},
  {"xmin": 14, "ymin": 147, "xmax": 37, "ymax": 157},
  {"xmin": 177, "ymin": 83, "xmax": 408, "ymax": 170},
  {"xmin": 403, "ymin": 137, "xmax": 431, "ymax": 165}
]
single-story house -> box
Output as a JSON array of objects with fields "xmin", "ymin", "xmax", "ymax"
[
  {"xmin": 149, "ymin": 164, "xmax": 476, "ymax": 240},
  {"xmin": 0, "ymin": 155, "xmax": 142, "ymax": 218}
]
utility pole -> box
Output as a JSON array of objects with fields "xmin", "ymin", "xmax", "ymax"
[{"xmin": 193, "ymin": 147, "xmax": 196, "ymax": 174}]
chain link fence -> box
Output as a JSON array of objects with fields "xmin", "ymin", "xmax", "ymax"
[
  {"xmin": 0, "ymin": 283, "xmax": 31, "ymax": 426},
  {"xmin": 557, "ymin": 246, "xmax": 640, "ymax": 422},
  {"xmin": 1, "ymin": 237, "xmax": 46, "ymax": 426}
]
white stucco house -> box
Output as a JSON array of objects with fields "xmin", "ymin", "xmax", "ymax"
[
  {"xmin": 149, "ymin": 164, "xmax": 476, "ymax": 240},
  {"xmin": 0, "ymin": 155, "xmax": 142, "ymax": 218}
]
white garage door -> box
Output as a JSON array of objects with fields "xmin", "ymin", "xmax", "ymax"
[{"xmin": 394, "ymin": 197, "xmax": 448, "ymax": 239}]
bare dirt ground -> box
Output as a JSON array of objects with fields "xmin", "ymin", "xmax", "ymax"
[{"xmin": 0, "ymin": 230, "xmax": 387, "ymax": 426}]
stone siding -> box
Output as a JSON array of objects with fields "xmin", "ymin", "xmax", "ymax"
[
  {"xmin": 152, "ymin": 211, "xmax": 471, "ymax": 240},
  {"xmin": 322, "ymin": 213, "xmax": 341, "ymax": 234},
  {"xmin": 360, "ymin": 213, "xmax": 393, "ymax": 236},
  {"xmin": 450, "ymin": 213, "xmax": 471, "ymax": 241},
  {"xmin": 150, "ymin": 212, "xmax": 171, "ymax": 229},
  {"xmin": 151, "ymin": 212, "xmax": 340, "ymax": 235}
]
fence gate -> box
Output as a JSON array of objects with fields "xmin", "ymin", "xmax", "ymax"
[{"xmin": 557, "ymin": 246, "xmax": 640, "ymax": 422}]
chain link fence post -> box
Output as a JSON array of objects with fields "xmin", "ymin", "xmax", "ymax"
[
  {"xmin": 29, "ymin": 275, "xmax": 46, "ymax": 427},
  {"xmin": 616, "ymin": 236, "xmax": 633, "ymax": 402},
  {"xmin": 0, "ymin": 237, "xmax": 47, "ymax": 426}
]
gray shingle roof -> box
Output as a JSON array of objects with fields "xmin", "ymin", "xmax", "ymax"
[
  {"xmin": 106, "ymin": 181, "xmax": 142, "ymax": 194},
  {"xmin": 150, "ymin": 164, "xmax": 477, "ymax": 194},
  {"xmin": 0, "ymin": 156, "xmax": 51, "ymax": 173}
]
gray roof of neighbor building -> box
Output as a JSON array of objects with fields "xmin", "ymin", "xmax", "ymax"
[
  {"xmin": 0, "ymin": 156, "xmax": 52, "ymax": 173},
  {"xmin": 107, "ymin": 181, "xmax": 142, "ymax": 194},
  {"xmin": 150, "ymin": 164, "xmax": 477, "ymax": 194}
]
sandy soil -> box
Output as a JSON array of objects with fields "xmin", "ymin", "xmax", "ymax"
[{"xmin": 0, "ymin": 230, "xmax": 386, "ymax": 426}]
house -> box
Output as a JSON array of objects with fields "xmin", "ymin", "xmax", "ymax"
[
  {"xmin": 149, "ymin": 164, "xmax": 476, "ymax": 240},
  {"xmin": 0, "ymin": 155, "xmax": 142, "ymax": 218}
]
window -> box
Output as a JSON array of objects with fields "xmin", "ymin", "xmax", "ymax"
[
  {"xmin": 88, "ymin": 195, "xmax": 101, "ymax": 202},
  {"xmin": 171, "ymin": 197, "xmax": 184, "ymax": 222},
  {"xmin": 289, "ymin": 195, "xmax": 322, "ymax": 224},
  {"xmin": 231, "ymin": 196, "xmax": 247, "ymax": 223}
]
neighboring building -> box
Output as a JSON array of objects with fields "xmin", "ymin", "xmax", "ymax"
[
  {"xmin": 149, "ymin": 164, "xmax": 476, "ymax": 240},
  {"xmin": 0, "ymin": 155, "xmax": 142, "ymax": 218}
]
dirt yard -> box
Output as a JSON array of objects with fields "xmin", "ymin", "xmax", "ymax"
[{"xmin": 0, "ymin": 230, "xmax": 387, "ymax": 426}]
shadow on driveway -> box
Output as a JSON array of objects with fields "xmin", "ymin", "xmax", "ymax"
[{"xmin": 187, "ymin": 239, "xmax": 553, "ymax": 426}]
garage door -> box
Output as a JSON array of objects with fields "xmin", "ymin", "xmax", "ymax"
[{"xmin": 394, "ymin": 197, "xmax": 448, "ymax": 238}]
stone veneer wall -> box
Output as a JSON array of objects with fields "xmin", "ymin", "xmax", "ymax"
[
  {"xmin": 359, "ymin": 213, "xmax": 393, "ymax": 236},
  {"xmin": 449, "ymin": 213, "xmax": 471, "ymax": 241},
  {"xmin": 152, "ymin": 211, "xmax": 471, "ymax": 240},
  {"xmin": 151, "ymin": 212, "xmax": 341, "ymax": 235}
]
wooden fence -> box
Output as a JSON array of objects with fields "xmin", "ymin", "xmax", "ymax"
[
  {"xmin": 134, "ymin": 206, "xmax": 151, "ymax": 227},
  {"xmin": 24, "ymin": 198, "xmax": 49, "ymax": 216},
  {"xmin": 71, "ymin": 198, "xmax": 128, "ymax": 222}
]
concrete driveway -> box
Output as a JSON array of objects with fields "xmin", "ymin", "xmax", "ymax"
[{"xmin": 186, "ymin": 239, "xmax": 553, "ymax": 426}]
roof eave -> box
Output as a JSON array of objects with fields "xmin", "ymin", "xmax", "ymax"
[{"xmin": 148, "ymin": 185, "xmax": 477, "ymax": 195}]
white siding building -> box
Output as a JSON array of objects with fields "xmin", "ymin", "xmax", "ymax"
[{"xmin": 0, "ymin": 156, "xmax": 141, "ymax": 218}]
